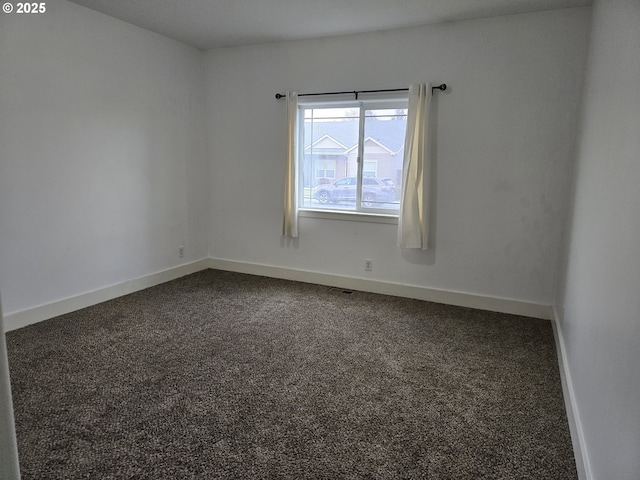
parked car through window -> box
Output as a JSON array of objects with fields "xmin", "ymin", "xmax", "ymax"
[{"xmin": 313, "ymin": 177, "xmax": 398, "ymax": 208}]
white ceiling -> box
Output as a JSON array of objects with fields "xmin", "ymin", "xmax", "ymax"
[{"xmin": 67, "ymin": 0, "xmax": 592, "ymax": 50}]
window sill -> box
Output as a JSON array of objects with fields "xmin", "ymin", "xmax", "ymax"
[{"xmin": 299, "ymin": 208, "xmax": 398, "ymax": 225}]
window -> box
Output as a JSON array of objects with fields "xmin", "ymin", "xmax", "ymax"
[
  {"xmin": 315, "ymin": 158, "xmax": 336, "ymax": 180},
  {"xmin": 299, "ymin": 97, "xmax": 408, "ymax": 215},
  {"xmin": 363, "ymin": 161, "xmax": 377, "ymax": 178}
]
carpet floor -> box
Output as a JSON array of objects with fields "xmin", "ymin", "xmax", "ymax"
[{"xmin": 6, "ymin": 269, "xmax": 577, "ymax": 479}]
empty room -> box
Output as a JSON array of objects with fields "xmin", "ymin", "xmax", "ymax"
[{"xmin": 0, "ymin": 0, "xmax": 638, "ymax": 478}]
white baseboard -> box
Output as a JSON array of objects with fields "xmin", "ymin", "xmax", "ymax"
[
  {"xmin": 551, "ymin": 307, "xmax": 592, "ymax": 480},
  {"xmin": 208, "ymin": 258, "xmax": 553, "ymax": 320},
  {"xmin": 5, "ymin": 257, "xmax": 553, "ymax": 329},
  {"xmin": 4, "ymin": 259, "xmax": 210, "ymax": 332}
]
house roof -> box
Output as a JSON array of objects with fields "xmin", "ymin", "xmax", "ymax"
[
  {"xmin": 303, "ymin": 118, "xmax": 407, "ymax": 154},
  {"xmin": 344, "ymin": 137, "xmax": 396, "ymax": 155},
  {"xmin": 304, "ymin": 134, "xmax": 349, "ymax": 153}
]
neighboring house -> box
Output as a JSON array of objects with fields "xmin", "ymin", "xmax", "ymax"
[
  {"xmin": 303, "ymin": 134, "xmax": 349, "ymax": 186},
  {"xmin": 302, "ymin": 117, "xmax": 406, "ymax": 188},
  {"xmin": 345, "ymin": 137, "xmax": 401, "ymax": 183}
]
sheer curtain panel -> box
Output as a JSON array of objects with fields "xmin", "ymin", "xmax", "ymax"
[
  {"xmin": 282, "ymin": 91, "xmax": 299, "ymax": 238},
  {"xmin": 398, "ymin": 83, "xmax": 431, "ymax": 249}
]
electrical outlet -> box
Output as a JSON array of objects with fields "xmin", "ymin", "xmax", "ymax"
[
  {"xmin": 365, "ymin": 259, "xmax": 373, "ymax": 271},
  {"xmin": 178, "ymin": 246, "xmax": 185, "ymax": 258}
]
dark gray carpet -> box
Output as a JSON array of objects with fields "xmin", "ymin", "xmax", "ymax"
[{"xmin": 6, "ymin": 269, "xmax": 576, "ymax": 479}]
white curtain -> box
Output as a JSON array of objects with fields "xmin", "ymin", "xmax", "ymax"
[
  {"xmin": 282, "ymin": 91, "xmax": 299, "ymax": 238},
  {"xmin": 398, "ymin": 83, "xmax": 431, "ymax": 250}
]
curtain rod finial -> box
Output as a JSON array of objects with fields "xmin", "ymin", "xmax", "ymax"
[{"xmin": 275, "ymin": 93, "xmax": 286, "ymax": 100}]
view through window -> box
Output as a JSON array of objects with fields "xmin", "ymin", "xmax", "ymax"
[{"xmin": 300, "ymin": 99, "xmax": 408, "ymax": 214}]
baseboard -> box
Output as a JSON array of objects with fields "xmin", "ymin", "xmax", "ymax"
[
  {"xmin": 551, "ymin": 307, "xmax": 592, "ymax": 480},
  {"xmin": 208, "ymin": 258, "xmax": 553, "ymax": 320},
  {"xmin": 4, "ymin": 259, "xmax": 210, "ymax": 332},
  {"xmin": 4, "ymin": 256, "xmax": 553, "ymax": 327}
]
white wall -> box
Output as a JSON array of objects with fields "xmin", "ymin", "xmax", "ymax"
[
  {"xmin": 205, "ymin": 8, "xmax": 591, "ymax": 307},
  {"xmin": 556, "ymin": 0, "xmax": 640, "ymax": 478},
  {"xmin": 0, "ymin": 0, "xmax": 209, "ymax": 316}
]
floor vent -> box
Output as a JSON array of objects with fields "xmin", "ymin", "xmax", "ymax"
[{"xmin": 329, "ymin": 287, "xmax": 354, "ymax": 295}]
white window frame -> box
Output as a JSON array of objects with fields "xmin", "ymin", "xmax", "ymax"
[{"xmin": 297, "ymin": 95, "xmax": 407, "ymax": 223}]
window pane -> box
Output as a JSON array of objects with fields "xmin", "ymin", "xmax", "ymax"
[
  {"xmin": 301, "ymin": 107, "xmax": 359, "ymax": 211},
  {"xmin": 360, "ymin": 109, "xmax": 406, "ymax": 210}
]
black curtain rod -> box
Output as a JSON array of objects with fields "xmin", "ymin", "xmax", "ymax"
[{"xmin": 275, "ymin": 84, "xmax": 446, "ymax": 100}]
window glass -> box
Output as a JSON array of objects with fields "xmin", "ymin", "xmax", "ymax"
[{"xmin": 300, "ymin": 100, "xmax": 407, "ymax": 214}]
